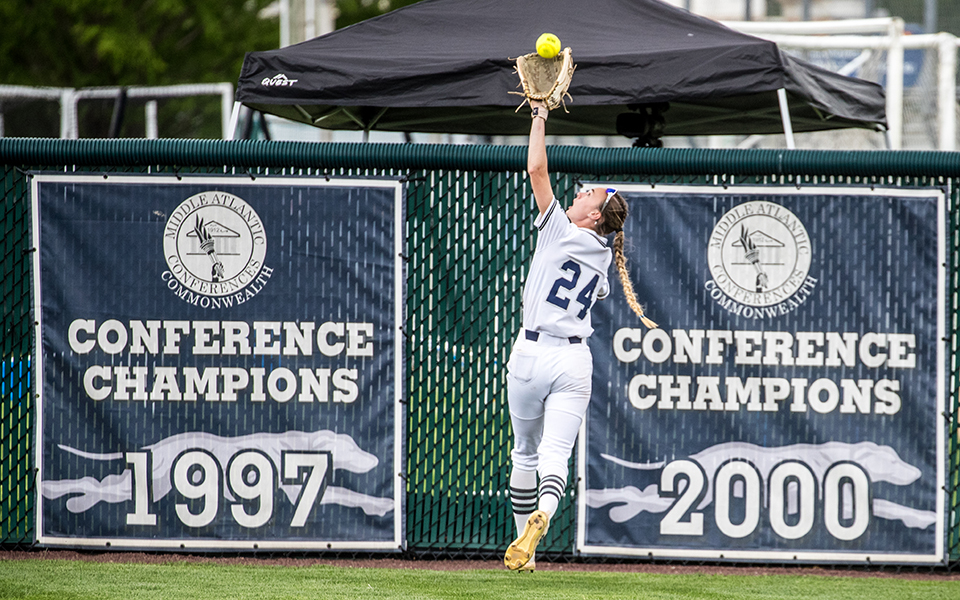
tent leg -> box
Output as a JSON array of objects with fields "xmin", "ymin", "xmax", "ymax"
[
  {"xmin": 777, "ymin": 88, "xmax": 796, "ymax": 150},
  {"xmin": 227, "ymin": 101, "xmax": 242, "ymax": 141}
]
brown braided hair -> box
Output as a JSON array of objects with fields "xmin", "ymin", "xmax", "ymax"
[{"xmin": 595, "ymin": 192, "xmax": 658, "ymax": 329}]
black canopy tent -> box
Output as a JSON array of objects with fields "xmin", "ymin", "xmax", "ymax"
[{"xmin": 235, "ymin": 0, "xmax": 886, "ymax": 142}]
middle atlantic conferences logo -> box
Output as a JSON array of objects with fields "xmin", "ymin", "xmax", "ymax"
[
  {"xmin": 705, "ymin": 200, "xmax": 817, "ymax": 319},
  {"xmin": 162, "ymin": 191, "xmax": 272, "ymax": 308}
]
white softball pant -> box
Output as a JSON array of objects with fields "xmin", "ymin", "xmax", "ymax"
[{"xmin": 507, "ymin": 331, "xmax": 592, "ymax": 515}]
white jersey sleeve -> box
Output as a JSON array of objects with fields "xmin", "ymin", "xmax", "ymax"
[
  {"xmin": 522, "ymin": 198, "xmax": 613, "ymax": 339},
  {"xmin": 533, "ymin": 197, "xmax": 568, "ymax": 246}
]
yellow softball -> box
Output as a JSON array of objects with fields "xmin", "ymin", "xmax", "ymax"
[{"xmin": 536, "ymin": 33, "xmax": 561, "ymax": 59}]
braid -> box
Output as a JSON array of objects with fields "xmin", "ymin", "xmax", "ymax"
[
  {"xmin": 613, "ymin": 232, "xmax": 658, "ymax": 329},
  {"xmin": 600, "ymin": 192, "xmax": 657, "ymax": 329}
]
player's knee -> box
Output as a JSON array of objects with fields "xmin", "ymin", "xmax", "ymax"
[
  {"xmin": 511, "ymin": 448, "xmax": 538, "ymax": 471},
  {"xmin": 537, "ymin": 459, "xmax": 568, "ymax": 483}
]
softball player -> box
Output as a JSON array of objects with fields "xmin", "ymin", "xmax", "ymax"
[{"xmin": 503, "ymin": 99, "xmax": 657, "ymax": 572}]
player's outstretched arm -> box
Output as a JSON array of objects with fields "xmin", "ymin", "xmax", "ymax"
[{"xmin": 527, "ymin": 100, "xmax": 554, "ymax": 215}]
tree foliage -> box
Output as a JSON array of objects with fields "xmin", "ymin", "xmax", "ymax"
[
  {"xmin": 0, "ymin": 0, "xmax": 428, "ymax": 137},
  {"xmin": 335, "ymin": 0, "xmax": 422, "ymax": 30},
  {"xmin": 0, "ymin": 0, "xmax": 433, "ymax": 89},
  {"xmin": 0, "ymin": 0, "xmax": 279, "ymax": 137},
  {"xmin": 0, "ymin": 0, "xmax": 279, "ymax": 88}
]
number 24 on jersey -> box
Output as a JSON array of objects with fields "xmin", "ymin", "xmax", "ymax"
[{"xmin": 546, "ymin": 259, "xmax": 599, "ymax": 319}]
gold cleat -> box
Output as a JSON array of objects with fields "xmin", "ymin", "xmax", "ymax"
[{"xmin": 504, "ymin": 510, "xmax": 549, "ymax": 571}]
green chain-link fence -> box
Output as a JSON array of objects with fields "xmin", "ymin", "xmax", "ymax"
[
  {"xmin": 1, "ymin": 163, "xmax": 32, "ymax": 544},
  {"xmin": 0, "ymin": 139, "xmax": 958, "ymax": 564}
]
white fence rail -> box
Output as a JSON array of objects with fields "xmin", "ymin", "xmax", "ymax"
[{"xmin": 0, "ymin": 83, "xmax": 234, "ymax": 140}]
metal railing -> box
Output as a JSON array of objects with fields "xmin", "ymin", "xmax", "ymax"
[{"xmin": 0, "ymin": 84, "xmax": 234, "ymax": 140}]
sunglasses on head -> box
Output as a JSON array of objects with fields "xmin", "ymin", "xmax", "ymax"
[{"xmin": 600, "ymin": 187, "xmax": 617, "ymax": 213}]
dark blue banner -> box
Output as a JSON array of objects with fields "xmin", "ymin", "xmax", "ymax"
[
  {"xmin": 581, "ymin": 185, "xmax": 945, "ymax": 563},
  {"xmin": 32, "ymin": 175, "xmax": 403, "ymax": 550}
]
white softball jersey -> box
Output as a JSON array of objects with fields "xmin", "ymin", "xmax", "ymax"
[{"xmin": 521, "ymin": 197, "xmax": 612, "ymax": 340}]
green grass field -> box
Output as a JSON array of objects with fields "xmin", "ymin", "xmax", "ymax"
[{"xmin": 0, "ymin": 559, "xmax": 958, "ymax": 600}]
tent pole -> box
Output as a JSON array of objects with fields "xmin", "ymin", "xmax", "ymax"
[
  {"xmin": 227, "ymin": 101, "xmax": 242, "ymax": 141},
  {"xmin": 937, "ymin": 33, "xmax": 956, "ymax": 151},
  {"xmin": 777, "ymin": 88, "xmax": 796, "ymax": 149}
]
